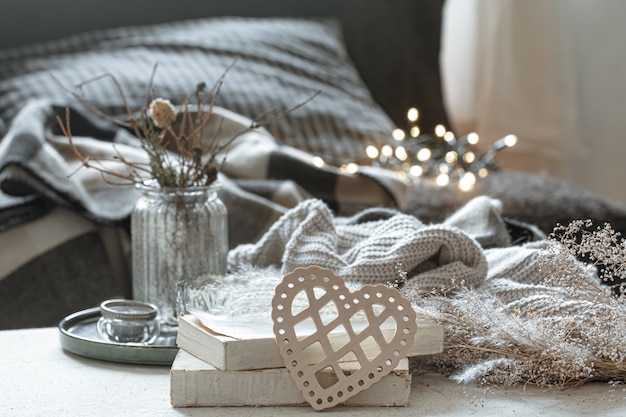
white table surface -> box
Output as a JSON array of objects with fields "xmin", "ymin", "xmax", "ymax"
[{"xmin": 2, "ymin": 327, "xmax": 626, "ymax": 417}]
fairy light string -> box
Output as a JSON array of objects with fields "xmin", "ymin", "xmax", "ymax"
[{"xmin": 321, "ymin": 107, "xmax": 518, "ymax": 192}]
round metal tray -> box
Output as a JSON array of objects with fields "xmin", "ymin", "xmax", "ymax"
[{"xmin": 58, "ymin": 307, "xmax": 178, "ymax": 365}]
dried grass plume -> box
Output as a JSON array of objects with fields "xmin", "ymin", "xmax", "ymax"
[{"xmin": 408, "ymin": 219, "xmax": 626, "ymax": 389}]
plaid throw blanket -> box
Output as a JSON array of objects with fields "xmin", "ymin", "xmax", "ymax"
[{"xmin": 0, "ymin": 100, "xmax": 409, "ymax": 248}]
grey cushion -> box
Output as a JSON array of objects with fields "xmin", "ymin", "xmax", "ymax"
[{"xmin": 0, "ymin": 17, "xmax": 395, "ymax": 166}]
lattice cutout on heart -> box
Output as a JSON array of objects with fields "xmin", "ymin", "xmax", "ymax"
[{"xmin": 271, "ymin": 265, "xmax": 417, "ymax": 410}]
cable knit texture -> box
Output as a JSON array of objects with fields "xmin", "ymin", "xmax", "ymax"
[{"xmin": 228, "ymin": 198, "xmax": 489, "ymax": 292}]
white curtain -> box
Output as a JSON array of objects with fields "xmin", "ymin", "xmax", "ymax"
[{"xmin": 440, "ymin": 0, "xmax": 581, "ymax": 176}]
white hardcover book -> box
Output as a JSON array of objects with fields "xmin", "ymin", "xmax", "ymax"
[
  {"xmin": 170, "ymin": 349, "xmax": 411, "ymax": 407},
  {"xmin": 176, "ymin": 312, "xmax": 443, "ymax": 372},
  {"xmin": 176, "ymin": 314, "xmax": 285, "ymax": 371}
]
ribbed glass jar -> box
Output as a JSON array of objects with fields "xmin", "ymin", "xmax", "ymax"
[{"xmin": 131, "ymin": 181, "xmax": 228, "ymax": 332}]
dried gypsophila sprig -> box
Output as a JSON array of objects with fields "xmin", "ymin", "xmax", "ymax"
[
  {"xmin": 552, "ymin": 219, "xmax": 626, "ymax": 291},
  {"xmin": 54, "ymin": 62, "xmax": 318, "ymax": 188},
  {"xmin": 406, "ymin": 221, "xmax": 626, "ymax": 389}
]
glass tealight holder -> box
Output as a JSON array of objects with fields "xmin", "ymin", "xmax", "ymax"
[{"xmin": 97, "ymin": 299, "xmax": 160, "ymax": 344}]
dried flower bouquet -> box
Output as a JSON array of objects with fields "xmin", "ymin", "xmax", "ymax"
[
  {"xmin": 55, "ymin": 63, "xmax": 315, "ymax": 188},
  {"xmin": 409, "ymin": 220, "xmax": 626, "ymax": 389}
]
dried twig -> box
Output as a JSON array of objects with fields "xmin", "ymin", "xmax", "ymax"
[{"xmin": 55, "ymin": 61, "xmax": 318, "ymax": 188}]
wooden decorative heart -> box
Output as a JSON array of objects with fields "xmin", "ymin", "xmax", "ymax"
[{"xmin": 271, "ymin": 265, "xmax": 417, "ymax": 410}]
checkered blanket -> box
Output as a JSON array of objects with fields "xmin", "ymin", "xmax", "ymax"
[{"xmin": 0, "ymin": 99, "xmax": 409, "ymax": 248}]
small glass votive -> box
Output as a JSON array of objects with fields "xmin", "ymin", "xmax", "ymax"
[{"xmin": 97, "ymin": 299, "xmax": 160, "ymax": 344}]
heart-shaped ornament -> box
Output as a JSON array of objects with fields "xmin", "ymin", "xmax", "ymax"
[{"xmin": 271, "ymin": 266, "xmax": 417, "ymax": 410}]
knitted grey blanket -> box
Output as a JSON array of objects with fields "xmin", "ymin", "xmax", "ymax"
[
  {"xmin": 227, "ymin": 195, "xmax": 603, "ymax": 321},
  {"xmin": 228, "ymin": 195, "xmax": 550, "ymax": 294}
]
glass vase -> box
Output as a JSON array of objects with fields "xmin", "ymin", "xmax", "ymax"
[{"xmin": 131, "ymin": 181, "xmax": 228, "ymax": 333}]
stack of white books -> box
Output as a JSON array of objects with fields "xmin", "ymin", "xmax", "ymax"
[{"xmin": 170, "ymin": 310, "xmax": 443, "ymax": 408}]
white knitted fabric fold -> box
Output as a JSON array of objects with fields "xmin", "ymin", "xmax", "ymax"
[
  {"xmin": 228, "ymin": 198, "xmax": 488, "ymax": 292},
  {"xmin": 484, "ymin": 242, "xmax": 549, "ymax": 287},
  {"xmin": 480, "ymin": 240, "xmax": 606, "ymax": 316}
]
